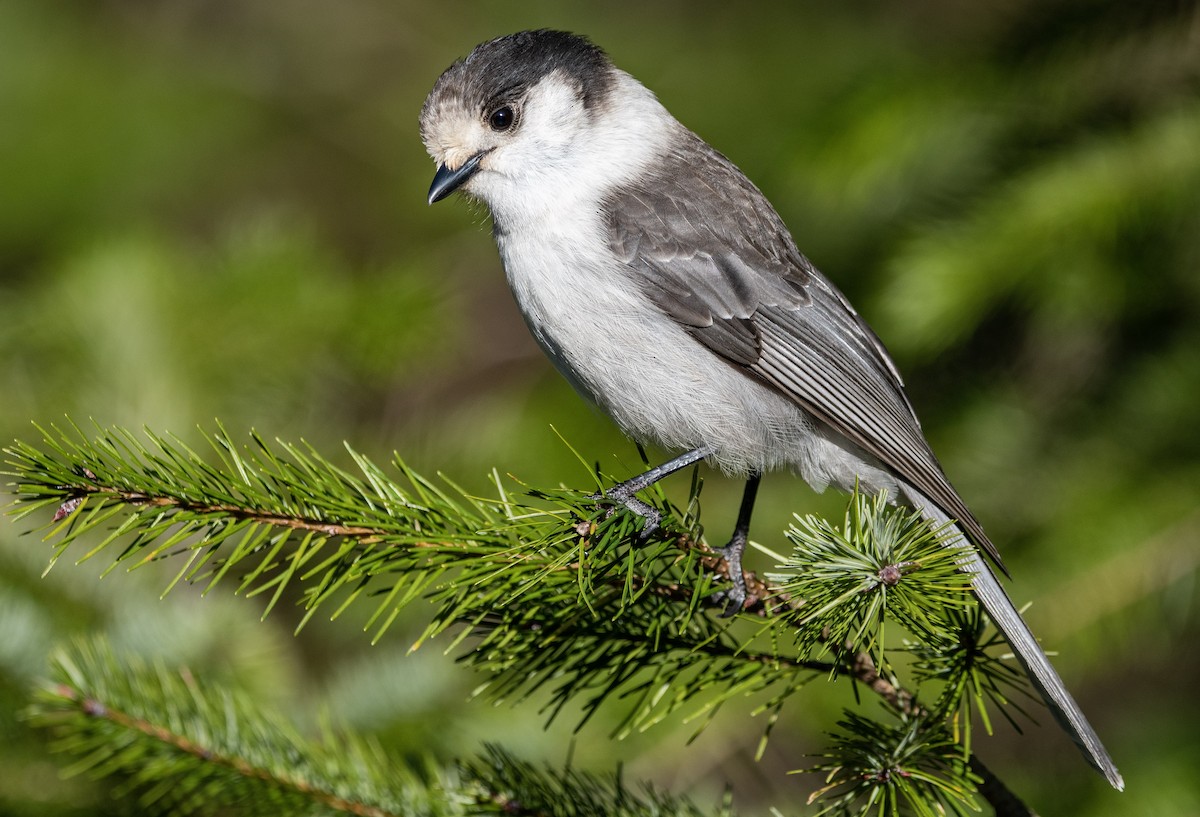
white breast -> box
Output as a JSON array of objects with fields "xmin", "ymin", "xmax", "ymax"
[
  {"xmin": 480, "ymin": 73, "xmax": 895, "ymax": 494},
  {"xmin": 497, "ymin": 220, "xmax": 823, "ymax": 479}
]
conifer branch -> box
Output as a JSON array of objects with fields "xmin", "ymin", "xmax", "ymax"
[
  {"xmin": 28, "ymin": 640, "xmax": 727, "ymax": 817},
  {"xmin": 29, "ymin": 641, "xmax": 457, "ymax": 816},
  {"xmin": 6, "ymin": 422, "xmax": 1037, "ymax": 815}
]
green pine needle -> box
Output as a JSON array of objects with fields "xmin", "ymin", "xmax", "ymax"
[
  {"xmin": 3, "ymin": 422, "xmax": 825, "ymax": 744},
  {"xmin": 908, "ymin": 606, "xmax": 1036, "ymax": 749},
  {"xmin": 6, "ymin": 421, "xmax": 1041, "ymax": 815},
  {"xmin": 769, "ymin": 489, "xmax": 975, "ymax": 667},
  {"xmin": 805, "ymin": 711, "xmax": 982, "ymax": 817},
  {"xmin": 469, "ymin": 744, "xmax": 728, "ymax": 817},
  {"xmin": 26, "ymin": 640, "xmax": 729, "ymax": 817},
  {"xmin": 27, "ymin": 639, "xmax": 466, "ymax": 816}
]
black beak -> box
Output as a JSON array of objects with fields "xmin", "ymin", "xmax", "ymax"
[{"xmin": 427, "ymin": 153, "xmax": 483, "ymax": 205}]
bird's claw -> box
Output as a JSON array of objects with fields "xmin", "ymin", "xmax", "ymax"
[
  {"xmin": 710, "ymin": 532, "xmax": 748, "ymax": 614},
  {"xmin": 713, "ymin": 539, "xmax": 748, "ymax": 617},
  {"xmin": 590, "ymin": 488, "xmax": 661, "ymax": 542}
]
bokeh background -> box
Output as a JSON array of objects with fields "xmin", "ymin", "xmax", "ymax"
[{"xmin": 1, "ymin": 1, "xmax": 1198, "ymax": 814}]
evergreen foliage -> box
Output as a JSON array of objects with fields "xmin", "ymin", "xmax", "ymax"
[
  {"xmin": 7, "ymin": 423, "xmax": 1041, "ymax": 815},
  {"xmin": 30, "ymin": 640, "xmax": 455, "ymax": 816},
  {"xmin": 28, "ymin": 639, "xmax": 722, "ymax": 817},
  {"xmin": 807, "ymin": 712, "xmax": 979, "ymax": 817},
  {"xmin": 770, "ymin": 492, "xmax": 975, "ymax": 667},
  {"xmin": 3, "ymin": 2, "xmax": 1195, "ymax": 814}
]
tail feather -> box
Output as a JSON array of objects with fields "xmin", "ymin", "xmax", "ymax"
[{"xmin": 901, "ymin": 484, "xmax": 1124, "ymax": 791}]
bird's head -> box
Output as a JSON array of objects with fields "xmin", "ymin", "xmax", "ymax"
[{"xmin": 420, "ymin": 30, "xmax": 672, "ymax": 219}]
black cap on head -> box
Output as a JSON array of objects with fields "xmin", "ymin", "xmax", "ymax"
[{"xmin": 424, "ymin": 30, "xmax": 615, "ymax": 121}]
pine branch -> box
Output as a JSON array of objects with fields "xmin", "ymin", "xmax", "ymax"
[
  {"xmin": 806, "ymin": 711, "xmax": 981, "ymax": 817},
  {"xmin": 2, "ymin": 423, "xmax": 838, "ymax": 726},
  {"xmin": 5, "ymin": 422, "xmax": 1039, "ymax": 815},
  {"xmin": 29, "ymin": 640, "xmax": 461, "ymax": 816},
  {"xmin": 27, "ymin": 640, "xmax": 728, "ymax": 817},
  {"xmin": 469, "ymin": 744, "xmax": 728, "ymax": 817},
  {"xmin": 768, "ymin": 490, "xmax": 976, "ymax": 670}
]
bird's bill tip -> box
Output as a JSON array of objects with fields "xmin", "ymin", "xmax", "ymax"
[{"xmin": 427, "ymin": 154, "xmax": 483, "ymax": 205}]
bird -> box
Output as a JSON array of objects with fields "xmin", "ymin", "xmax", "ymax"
[{"xmin": 419, "ymin": 29, "xmax": 1122, "ymax": 790}]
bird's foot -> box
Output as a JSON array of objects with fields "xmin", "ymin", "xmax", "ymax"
[
  {"xmin": 587, "ymin": 448, "xmax": 710, "ymax": 542},
  {"xmin": 589, "ymin": 484, "xmax": 662, "ymax": 542},
  {"xmin": 713, "ymin": 532, "xmax": 748, "ymax": 617}
]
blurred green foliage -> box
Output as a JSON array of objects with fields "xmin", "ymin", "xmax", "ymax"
[{"xmin": 1, "ymin": 1, "xmax": 1197, "ymax": 814}]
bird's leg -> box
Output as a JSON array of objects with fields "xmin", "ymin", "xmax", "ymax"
[
  {"xmin": 591, "ymin": 446, "xmax": 711, "ymax": 540},
  {"xmin": 714, "ymin": 471, "xmax": 760, "ymax": 616},
  {"xmin": 593, "ymin": 448, "xmax": 757, "ymax": 616}
]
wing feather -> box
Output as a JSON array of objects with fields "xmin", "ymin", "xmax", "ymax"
[{"xmin": 605, "ymin": 131, "xmax": 1004, "ymax": 568}]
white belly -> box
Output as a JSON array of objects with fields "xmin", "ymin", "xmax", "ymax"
[{"xmin": 495, "ymin": 222, "xmax": 896, "ymax": 496}]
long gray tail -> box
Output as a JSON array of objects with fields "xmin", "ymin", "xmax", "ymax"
[{"xmin": 901, "ymin": 484, "xmax": 1124, "ymax": 791}]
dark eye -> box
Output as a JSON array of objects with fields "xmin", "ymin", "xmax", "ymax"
[{"xmin": 488, "ymin": 105, "xmax": 515, "ymax": 131}]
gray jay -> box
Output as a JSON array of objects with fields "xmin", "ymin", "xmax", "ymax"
[{"xmin": 420, "ymin": 30, "xmax": 1122, "ymax": 789}]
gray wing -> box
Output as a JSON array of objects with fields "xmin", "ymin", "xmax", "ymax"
[{"xmin": 605, "ymin": 131, "xmax": 1003, "ymax": 568}]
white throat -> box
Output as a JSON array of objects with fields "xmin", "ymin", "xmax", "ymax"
[{"xmin": 474, "ymin": 70, "xmax": 678, "ymax": 230}]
